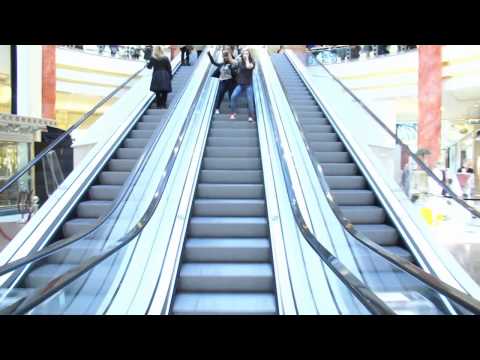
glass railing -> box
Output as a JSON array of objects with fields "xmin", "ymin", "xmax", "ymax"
[
  {"xmin": 303, "ymin": 45, "xmax": 417, "ymax": 66},
  {"xmin": 282, "ymin": 50, "xmax": 480, "ymax": 309},
  {"xmin": 0, "ymin": 49, "xmax": 214, "ymax": 315},
  {"xmin": 57, "ymin": 45, "xmax": 150, "ymax": 61}
]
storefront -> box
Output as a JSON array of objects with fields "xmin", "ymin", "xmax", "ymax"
[{"xmin": 0, "ymin": 113, "xmax": 56, "ymax": 214}]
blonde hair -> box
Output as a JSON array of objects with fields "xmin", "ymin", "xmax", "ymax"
[{"xmin": 152, "ymin": 45, "xmax": 165, "ymax": 60}]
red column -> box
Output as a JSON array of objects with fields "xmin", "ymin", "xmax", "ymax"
[
  {"xmin": 42, "ymin": 45, "xmax": 56, "ymax": 120},
  {"xmin": 418, "ymin": 45, "xmax": 442, "ymax": 168}
]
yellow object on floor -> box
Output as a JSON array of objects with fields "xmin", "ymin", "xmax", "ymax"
[{"xmin": 420, "ymin": 207, "xmax": 433, "ymax": 225}]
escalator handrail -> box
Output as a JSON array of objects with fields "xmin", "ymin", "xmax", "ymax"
[
  {"xmin": 0, "ymin": 64, "xmax": 147, "ymax": 196},
  {"xmin": 0, "ymin": 50, "xmax": 215, "ymax": 315},
  {"xmin": 308, "ymin": 53, "xmax": 480, "ymax": 219},
  {"xmin": 0, "ymin": 53, "xmax": 186, "ymax": 277},
  {"xmin": 278, "ymin": 53, "xmax": 480, "ymax": 314},
  {"xmin": 257, "ymin": 54, "xmax": 395, "ymax": 315}
]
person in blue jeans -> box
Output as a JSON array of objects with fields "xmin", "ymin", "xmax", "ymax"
[{"xmin": 230, "ymin": 49, "xmax": 256, "ymax": 122}]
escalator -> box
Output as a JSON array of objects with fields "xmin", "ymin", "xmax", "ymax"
[
  {"xmin": 0, "ymin": 59, "xmax": 199, "ymax": 306},
  {"xmin": 171, "ymin": 93, "xmax": 277, "ymax": 315},
  {"xmin": 271, "ymin": 53, "xmax": 439, "ymax": 303}
]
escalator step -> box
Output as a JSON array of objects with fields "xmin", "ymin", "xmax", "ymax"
[
  {"xmin": 192, "ymin": 199, "xmax": 266, "ymax": 217},
  {"xmin": 173, "ymin": 293, "xmax": 277, "ymax": 315},
  {"xmin": 184, "ymin": 238, "xmax": 271, "ymax": 262}
]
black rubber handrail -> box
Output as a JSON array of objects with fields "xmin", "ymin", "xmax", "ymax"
[
  {"xmin": 0, "ymin": 51, "xmax": 214, "ymax": 315},
  {"xmin": 0, "ymin": 54, "xmax": 185, "ymax": 278},
  {"xmin": 257, "ymin": 57, "xmax": 395, "ymax": 315},
  {"xmin": 279, "ymin": 52, "xmax": 480, "ymax": 314},
  {"xmin": 0, "ymin": 65, "xmax": 146, "ymax": 196},
  {"xmin": 310, "ymin": 54, "xmax": 480, "ymax": 219}
]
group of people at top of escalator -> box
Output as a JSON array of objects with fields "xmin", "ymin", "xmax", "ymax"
[
  {"xmin": 207, "ymin": 45, "xmax": 256, "ymax": 123},
  {"xmin": 147, "ymin": 45, "xmax": 256, "ymax": 122}
]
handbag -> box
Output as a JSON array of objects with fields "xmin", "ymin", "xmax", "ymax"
[{"xmin": 212, "ymin": 67, "xmax": 220, "ymax": 78}]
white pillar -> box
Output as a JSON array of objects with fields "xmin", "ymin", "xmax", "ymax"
[{"xmin": 16, "ymin": 45, "xmax": 43, "ymax": 118}]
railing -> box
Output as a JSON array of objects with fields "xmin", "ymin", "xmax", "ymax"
[
  {"xmin": 306, "ymin": 45, "xmax": 417, "ymax": 66},
  {"xmin": 0, "ymin": 49, "xmax": 214, "ymax": 315},
  {"xmin": 281, "ymin": 51, "xmax": 480, "ymax": 313},
  {"xmin": 0, "ymin": 65, "xmax": 146, "ymax": 219},
  {"xmin": 57, "ymin": 45, "xmax": 149, "ymax": 61}
]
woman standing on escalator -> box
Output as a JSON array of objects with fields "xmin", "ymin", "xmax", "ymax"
[
  {"xmin": 229, "ymin": 48, "xmax": 256, "ymax": 122},
  {"xmin": 147, "ymin": 46, "xmax": 172, "ymax": 109},
  {"xmin": 208, "ymin": 50, "xmax": 237, "ymax": 115}
]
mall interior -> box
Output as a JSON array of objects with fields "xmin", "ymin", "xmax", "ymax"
[{"xmin": 0, "ymin": 44, "xmax": 480, "ymax": 315}]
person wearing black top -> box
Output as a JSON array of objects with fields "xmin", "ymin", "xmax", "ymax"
[
  {"xmin": 147, "ymin": 46, "xmax": 172, "ymax": 109},
  {"xmin": 229, "ymin": 49, "xmax": 256, "ymax": 122},
  {"xmin": 180, "ymin": 45, "xmax": 193, "ymax": 66},
  {"xmin": 208, "ymin": 50, "xmax": 237, "ymax": 114}
]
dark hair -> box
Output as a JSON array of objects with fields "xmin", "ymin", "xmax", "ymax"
[{"xmin": 241, "ymin": 49, "xmax": 254, "ymax": 64}]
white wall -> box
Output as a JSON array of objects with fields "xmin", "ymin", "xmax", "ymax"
[{"xmin": 16, "ymin": 45, "xmax": 42, "ymax": 118}]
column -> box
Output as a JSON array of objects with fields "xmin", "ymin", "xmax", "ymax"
[
  {"xmin": 42, "ymin": 45, "xmax": 56, "ymax": 119},
  {"xmin": 16, "ymin": 45, "xmax": 43, "ymax": 118},
  {"xmin": 418, "ymin": 45, "xmax": 442, "ymax": 168}
]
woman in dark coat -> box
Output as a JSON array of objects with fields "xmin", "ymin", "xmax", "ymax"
[{"xmin": 147, "ymin": 46, "xmax": 172, "ymax": 109}]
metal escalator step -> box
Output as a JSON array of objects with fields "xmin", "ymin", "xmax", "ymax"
[
  {"xmin": 192, "ymin": 199, "xmax": 266, "ymax": 217},
  {"xmin": 89, "ymin": 185, "xmax": 122, "ymax": 201},
  {"xmin": 188, "ymin": 217, "xmax": 268, "ymax": 238},
  {"xmin": 199, "ymin": 170, "xmax": 263, "ymax": 184},
  {"xmin": 47, "ymin": 240, "xmax": 104, "ymax": 264},
  {"xmin": 297, "ymin": 112, "xmax": 327, "ymax": 119},
  {"xmin": 205, "ymin": 146, "xmax": 260, "ymax": 158},
  {"xmin": 99, "ymin": 171, "xmax": 130, "ymax": 185},
  {"xmin": 315, "ymin": 152, "xmax": 351, "ymax": 163},
  {"xmin": 302, "ymin": 125, "xmax": 334, "ymax": 133},
  {"xmin": 325, "ymin": 176, "xmax": 367, "ymax": 189},
  {"xmin": 62, "ymin": 218, "xmax": 98, "ymax": 238},
  {"xmin": 291, "ymin": 100, "xmax": 318, "ymax": 107},
  {"xmin": 144, "ymin": 109, "xmax": 169, "ymax": 116},
  {"xmin": 299, "ymin": 118, "xmax": 328, "ymax": 125},
  {"xmin": 135, "ymin": 122, "xmax": 159, "ymax": 131},
  {"xmin": 310, "ymin": 141, "xmax": 344, "ymax": 152},
  {"xmin": 331, "ymin": 190, "xmax": 376, "ymax": 205},
  {"xmin": 207, "ymin": 137, "xmax": 259, "ymax": 147},
  {"xmin": 25, "ymin": 263, "xmax": 111, "ymax": 295},
  {"xmin": 172, "ymin": 292, "xmax": 277, "ymax": 315},
  {"xmin": 196, "ymin": 184, "xmax": 264, "ymax": 199},
  {"xmin": 321, "ymin": 163, "xmax": 358, "ymax": 176},
  {"xmin": 24, "ymin": 264, "xmax": 75, "ymax": 289},
  {"xmin": 130, "ymin": 130, "xmax": 153, "ymax": 139},
  {"xmin": 209, "ymin": 129, "xmax": 258, "ymax": 138},
  {"xmin": 107, "ymin": 159, "xmax": 137, "ymax": 172},
  {"xmin": 349, "ymin": 245, "xmax": 414, "ymax": 273},
  {"xmin": 76, "ymin": 200, "xmax": 112, "ymax": 218},
  {"xmin": 340, "ymin": 205, "xmax": 386, "ymax": 224},
  {"xmin": 353, "ymin": 224, "xmax": 400, "ymax": 246},
  {"xmin": 116, "ymin": 148, "xmax": 144, "ymax": 159},
  {"xmin": 202, "ymin": 157, "xmax": 262, "ymax": 170},
  {"xmin": 305, "ymin": 133, "xmax": 338, "ymax": 141},
  {"xmin": 123, "ymin": 138, "xmax": 149, "ymax": 148},
  {"xmin": 362, "ymin": 271, "xmax": 426, "ymax": 293},
  {"xmin": 211, "ymin": 120, "xmax": 257, "ymax": 129},
  {"xmin": 184, "ymin": 238, "xmax": 271, "ymax": 262},
  {"xmin": 178, "ymin": 263, "xmax": 274, "ymax": 292}
]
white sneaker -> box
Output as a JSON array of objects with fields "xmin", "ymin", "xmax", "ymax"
[
  {"xmin": 215, "ymin": 109, "xmax": 220, "ymax": 115},
  {"xmin": 248, "ymin": 117, "xmax": 255, "ymax": 123},
  {"xmin": 230, "ymin": 113, "xmax": 237, "ymax": 120}
]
